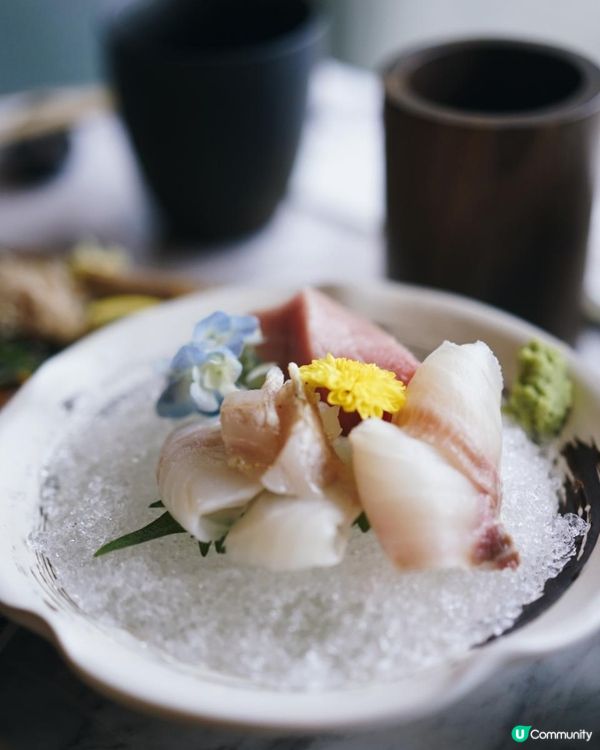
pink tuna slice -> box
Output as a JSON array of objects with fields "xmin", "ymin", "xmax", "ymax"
[{"xmin": 255, "ymin": 288, "xmax": 419, "ymax": 384}]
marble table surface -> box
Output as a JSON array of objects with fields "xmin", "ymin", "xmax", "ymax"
[
  {"xmin": 1, "ymin": 60, "xmax": 600, "ymax": 749},
  {"xmin": 1, "ymin": 614, "xmax": 599, "ymax": 750}
]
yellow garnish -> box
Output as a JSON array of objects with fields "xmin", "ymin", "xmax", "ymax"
[
  {"xmin": 87, "ymin": 295, "xmax": 159, "ymax": 329},
  {"xmin": 70, "ymin": 241, "xmax": 129, "ymax": 279},
  {"xmin": 298, "ymin": 354, "xmax": 406, "ymax": 419}
]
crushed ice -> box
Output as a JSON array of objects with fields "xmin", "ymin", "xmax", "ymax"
[{"xmin": 31, "ymin": 378, "xmax": 588, "ymax": 690}]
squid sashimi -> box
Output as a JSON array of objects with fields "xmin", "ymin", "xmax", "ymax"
[
  {"xmin": 394, "ymin": 341, "xmax": 503, "ymax": 502},
  {"xmin": 350, "ymin": 341, "xmax": 518, "ymax": 570},
  {"xmin": 226, "ymin": 485, "xmax": 358, "ymax": 571},
  {"xmin": 255, "ymin": 288, "xmax": 419, "ymax": 384},
  {"xmin": 157, "ymin": 421, "xmax": 262, "ymax": 542}
]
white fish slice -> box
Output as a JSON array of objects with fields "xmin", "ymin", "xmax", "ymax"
[
  {"xmin": 349, "ymin": 420, "xmax": 482, "ymax": 569},
  {"xmin": 220, "ymin": 366, "xmax": 284, "ymax": 477},
  {"xmin": 394, "ymin": 340, "xmax": 504, "ymax": 503},
  {"xmin": 225, "ymin": 483, "xmax": 358, "ymax": 571},
  {"xmin": 157, "ymin": 421, "xmax": 262, "ymax": 542},
  {"xmin": 351, "ymin": 341, "xmax": 518, "ymax": 570},
  {"xmin": 220, "ymin": 364, "xmax": 360, "ymax": 570},
  {"xmin": 222, "ymin": 363, "xmax": 342, "ymax": 498},
  {"xmin": 260, "ymin": 364, "xmax": 340, "ymax": 497}
]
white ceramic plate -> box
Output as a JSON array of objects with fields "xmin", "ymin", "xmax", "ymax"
[{"xmin": 1, "ymin": 282, "xmax": 599, "ymax": 731}]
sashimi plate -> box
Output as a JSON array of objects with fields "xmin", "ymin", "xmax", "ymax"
[{"xmin": 0, "ymin": 281, "xmax": 599, "ymax": 731}]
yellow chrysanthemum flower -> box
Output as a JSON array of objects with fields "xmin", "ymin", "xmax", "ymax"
[{"xmin": 298, "ymin": 353, "xmax": 406, "ymax": 420}]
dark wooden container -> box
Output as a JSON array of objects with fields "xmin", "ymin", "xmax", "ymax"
[{"xmin": 384, "ymin": 39, "xmax": 600, "ymax": 342}]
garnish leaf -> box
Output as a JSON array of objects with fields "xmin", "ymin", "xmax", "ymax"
[
  {"xmin": 215, "ymin": 537, "xmax": 226, "ymax": 554},
  {"xmin": 198, "ymin": 536, "xmax": 227, "ymax": 556},
  {"xmin": 94, "ymin": 511, "xmax": 185, "ymax": 557},
  {"xmin": 198, "ymin": 541, "xmax": 211, "ymax": 557},
  {"xmin": 239, "ymin": 346, "xmax": 273, "ymax": 389},
  {"xmin": 354, "ymin": 512, "xmax": 370, "ymax": 533},
  {"xmin": 0, "ymin": 338, "xmax": 55, "ymax": 387}
]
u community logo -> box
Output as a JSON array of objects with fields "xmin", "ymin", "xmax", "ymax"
[
  {"xmin": 512, "ymin": 726, "xmax": 531, "ymax": 742},
  {"xmin": 511, "ymin": 725, "xmax": 593, "ymax": 743}
]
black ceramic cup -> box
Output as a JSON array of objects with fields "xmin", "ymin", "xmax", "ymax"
[
  {"xmin": 105, "ymin": 0, "xmax": 321, "ymax": 241},
  {"xmin": 384, "ymin": 39, "xmax": 600, "ymax": 342}
]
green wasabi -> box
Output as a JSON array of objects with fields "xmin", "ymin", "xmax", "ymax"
[{"xmin": 505, "ymin": 340, "xmax": 573, "ymax": 441}]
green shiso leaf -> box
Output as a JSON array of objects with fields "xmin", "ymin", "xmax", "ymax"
[
  {"xmin": 215, "ymin": 537, "xmax": 226, "ymax": 554},
  {"xmin": 0, "ymin": 338, "xmax": 55, "ymax": 387},
  {"xmin": 239, "ymin": 346, "xmax": 260, "ymax": 380},
  {"xmin": 95, "ymin": 500, "xmax": 228, "ymax": 559},
  {"xmin": 238, "ymin": 346, "xmax": 275, "ymax": 390},
  {"xmin": 198, "ymin": 537, "xmax": 227, "ymax": 556},
  {"xmin": 354, "ymin": 512, "xmax": 370, "ymax": 533},
  {"xmin": 94, "ymin": 511, "xmax": 185, "ymax": 557},
  {"xmin": 198, "ymin": 541, "xmax": 211, "ymax": 557}
]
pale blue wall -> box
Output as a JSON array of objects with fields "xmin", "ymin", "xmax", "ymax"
[
  {"xmin": 0, "ymin": 1, "xmax": 105, "ymax": 94},
  {"xmin": 2, "ymin": 0, "xmax": 599, "ymax": 95}
]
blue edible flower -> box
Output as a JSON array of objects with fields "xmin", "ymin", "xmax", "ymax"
[
  {"xmin": 156, "ymin": 312, "xmax": 261, "ymax": 418},
  {"xmin": 192, "ymin": 311, "xmax": 261, "ymax": 357},
  {"xmin": 156, "ymin": 343, "xmax": 243, "ymax": 418}
]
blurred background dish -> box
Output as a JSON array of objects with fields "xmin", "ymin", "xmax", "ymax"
[
  {"xmin": 105, "ymin": 0, "xmax": 323, "ymax": 241},
  {"xmin": 0, "ymin": 241, "xmax": 200, "ymax": 405},
  {"xmin": 0, "ymin": 2, "xmax": 600, "ymax": 323}
]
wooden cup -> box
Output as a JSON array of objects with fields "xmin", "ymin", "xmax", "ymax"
[{"xmin": 384, "ymin": 39, "xmax": 600, "ymax": 341}]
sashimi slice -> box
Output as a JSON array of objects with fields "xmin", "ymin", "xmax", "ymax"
[
  {"xmin": 349, "ymin": 420, "xmax": 483, "ymax": 569},
  {"xmin": 394, "ymin": 341, "xmax": 503, "ymax": 503},
  {"xmin": 220, "ymin": 364, "xmax": 360, "ymax": 571},
  {"xmin": 225, "ymin": 484, "xmax": 358, "ymax": 571},
  {"xmin": 255, "ymin": 288, "xmax": 419, "ymax": 384},
  {"xmin": 350, "ymin": 420, "xmax": 517, "ymax": 569},
  {"xmin": 157, "ymin": 421, "xmax": 262, "ymax": 542},
  {"xmin": 221, "ymin": 363, "xmax": 343, "ymax": 498},
  {"xmin": 260, "ymin": 364, "xmax": 341, "ymax": 496},
  {"xmin": 220, "ymin": 366, "xmax": 284, "ymax": 478}
]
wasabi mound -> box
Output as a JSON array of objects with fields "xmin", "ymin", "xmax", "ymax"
[{"xmin": 506, "ymin": 340, "xmax": 572, "ymax": 441}]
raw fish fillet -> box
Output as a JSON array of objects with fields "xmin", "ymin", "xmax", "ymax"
[
  {"xmin": 219, "ymin": 367, "xmax": 285, "ymax": 478},
  {"xmin": 157, "ymin": 421, "xmax": 262, "ymax": 542},
  {"xmin": 255, "ymin": 288, "xmax": 419, "ymax": 384},
  {"xmin": 394, "ymin": 341, "xmax": 503, "ymax": 503},
  {"xmin": 350, "ymin": 341, "xmax": 518, "ymax": 570},
  {"xmin": 220, "ymin": 364, "xmax": 360, "ymax": 570},
  {"xmin": 221, "ymin": 364, "xmax": 343, "ymax": 498},
  {"xmin": 350, "ymin": 421, "xmax": 482, "ymax": 568},
  {"xmin": 260, "ymin": 366, "xmax": 342, "ymax": 497},
  {"xmin": 226, "ymin": 485, "xmax": 358, "ymax": 571}
]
